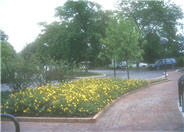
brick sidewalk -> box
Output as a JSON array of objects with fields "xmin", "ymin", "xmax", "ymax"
[{"xmin": 1, "ymin": 72, "xmax": 184, "ymax": 132}]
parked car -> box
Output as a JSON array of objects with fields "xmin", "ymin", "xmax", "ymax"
[
  {"xmin": 132, "ymin": 62, "xmax": 148, "ymax": 68},
  {"xmin": 108, "ymin": 61, "xmax": 127, "ymax": 69},
  {"xmin": 109, "ymin": 61, "xmax": 148, "ymax": 69},
  {"xmin": 139, "ymin": 62, "xmax": 148, "ymax": 67},
  {"xmin": 149, "ymin": 58, "xmax": 176, "ymax": 70}
]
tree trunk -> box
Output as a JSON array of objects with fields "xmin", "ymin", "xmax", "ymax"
[
  {"xmin": 136, "ymin": 62, "xmax": 139, "ymax": 68},
  {"xmin": 126, "ymin": 60, "xmax": 130, "ymax": 79},
  {"xmin": 113, "ymin": 59, "xmax": 116, "ymax": 78},
  {"xmin": 85, "ymin": 62, "xmax": 88, "ymax": 73}
]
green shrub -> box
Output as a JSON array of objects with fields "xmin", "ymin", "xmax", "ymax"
[
  {"xmin": 1, "ymin": 91, "xmax": 12, "ymax": 105},
  {"xmin": 176, "ymin": 56, "xmax": 184, "ymax": 67}
]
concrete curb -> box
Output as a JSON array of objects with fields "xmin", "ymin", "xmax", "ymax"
[
  {"xmin": 12, "ymin": 78, "xmax": 169, "ymax": 123},
  {"xmin": 16, "ymin": 116, "xmax": 96, "ymax": 123}
]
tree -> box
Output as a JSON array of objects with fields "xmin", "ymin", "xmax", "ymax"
[
  {"xmin": 55, "ymin": 0, "xmax": 108, "ymax": 65},
  {"xmin": 27, "ymin": 0, "xmax": 112, "ymax": 69},
  {"xmin": 101, "ymin": 13, "xmax": 143, "ymax": 79},
  {"xmin": 1, "ymin": 42, "xmax": 16, "ymax": 88},
  {"xmin": 119, "ymin": 0, "xmax": 184, "ymax": 62},
  {"xmin": 1, "ymin": 30, "xmax": 13, "ymax": 83},
  {"xmin": 33, "ymin": 22, "xmax": 67, "ymax": 63},
  {"xmin": 1, "ymin": 41, "xmax": 42, "ymax": 90},
  {"xmin": 143, "ymin": 32, "xmax": 163, "ymax": 63},
  {"xmin": 177, "ymin": 34, "xmax": 184, "ymax": 54},
  {"xmin": 1, "ymin": 41, "xmax": 16, "ymax": 83}
]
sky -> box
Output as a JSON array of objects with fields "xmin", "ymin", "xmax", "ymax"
[{"xmin": 0, "ymin": 0, "xmax": 184, "ymax": 52}]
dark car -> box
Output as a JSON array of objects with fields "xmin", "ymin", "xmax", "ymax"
[{"xmin": 149, "ymin": 58, "xmax": 176, "ymax": 70}]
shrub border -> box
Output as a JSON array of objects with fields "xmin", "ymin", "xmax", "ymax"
[{"xmin": 5, "ymin": 77, "xmax": 168, "ymax": 123}]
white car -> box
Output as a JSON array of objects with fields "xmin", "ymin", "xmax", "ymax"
[
  {"xmin": 139, "ymin": 62, "xmax": 148, "ymax": 67},
  {"xmin": 131, "ymin": 62, "xmax": 148, "ymax": 68}
]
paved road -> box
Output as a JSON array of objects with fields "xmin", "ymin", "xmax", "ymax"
[
  {"xmin": 1, "ymin": 71, "xmax": 184, "ymax": 132},
  {"xmin": 89, "ymin": 69, "xmax": 177, "ymax": 80}
]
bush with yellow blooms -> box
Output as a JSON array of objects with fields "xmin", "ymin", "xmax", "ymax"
[{"xmin": 1, "ymin": 78, "xmax": 148, "ymax": 117}]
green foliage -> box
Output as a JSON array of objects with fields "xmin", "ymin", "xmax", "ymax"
[
  {"xmin": 1, "ymin": 42, "xmax": 16, "ymax": 83},
  {"xmin": 119, "ymin": 0, "xmax": 183, "ymax": 36},
  {"xmin": 176, "ymin": 56, "xmax": 184, "ymax": 67},
  {"xmin": 119, "ymin": 0, "xmax": 184, "ymax": 62},
  {"xmin": 1, "ymin": 42, "xmax": 61, "ymax": 90},
  {"xmin": 177, "ymin": 34, "xmax": 184, "ymax": 54},
  {"xmin": 101, "ymin": 13, "xmax": 143, "ymax": 61},
  {"xmin": 143, "ymin": 32, "xmax": 163, "ymax": 63},
  {"xmin": 34, "ymin": 22, "xmax": 68, "ymax": 63},
  {"xmin": 1, "ymin": 78, "xmax": 148, "ymax": 117},
  {"xmin": 10, "ymin": 55, "xmax": 39, "ymax": 90},
  {"xmin": 29, "ymin": 0, "xmax": 109, "ymax": 65},
  {"xmin": 1, "ymin": 39, "xmax": 43, "ymax": 90},
  {"xmin": 100, "ymin": 13, "xmax": 143, "ymax": 78},
  {"xmin": 1, "ymin": 91, "xmax": 12, "ymax": 105}
]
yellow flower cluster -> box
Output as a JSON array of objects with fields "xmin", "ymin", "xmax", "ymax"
[{"xmin": 1, "ymin": 78, "xmax": 148, "ymax": 117}]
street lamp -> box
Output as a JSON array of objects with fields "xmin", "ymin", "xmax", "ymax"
[{"xmin": 160, "ymin": 37, "xmax": 168, "ymax": 79}]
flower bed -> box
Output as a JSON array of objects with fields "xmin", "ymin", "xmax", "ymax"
[{"xmin": 1, "ymin": 78, "xmax": 148, "ymax": 117}]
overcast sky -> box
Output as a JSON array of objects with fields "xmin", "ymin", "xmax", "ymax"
[{"xmin": 0, "ymin": 0, "xmax": 183, "ymax": 52}]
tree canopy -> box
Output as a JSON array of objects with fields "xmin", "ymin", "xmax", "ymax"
[
  {"xmin": 1, "ymin": 41, "xmax": 16, "ymax": 83},
  {"xmin": 27, "ymin": 0, "xmax": 110, "ymax": 66},
  {"xmin": 100, "ymin": 13, "xmax": 143, "ymax": 78},
  {"xmin": 57, "ymin": 0, "xmax": 106, "ymax": 63},
  {"xmin": 119, "ymin": 0, "xmax": 184, "ymax": 62},
  {"xmin": 19, "ymin": 0, "xmax": 184, "ymax": 67}
]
